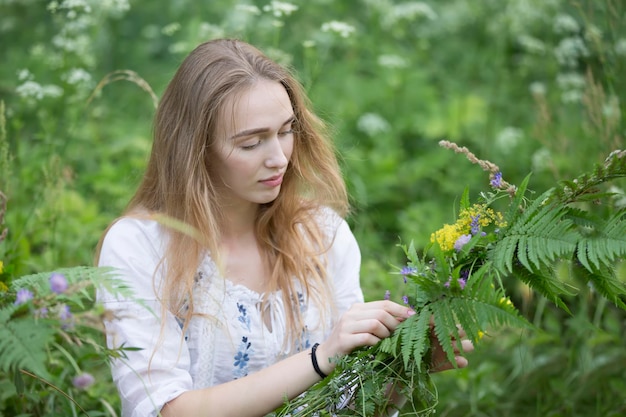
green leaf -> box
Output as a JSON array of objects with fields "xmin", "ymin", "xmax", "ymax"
[{"xmin": 0, "ymin": 317, "xmax": 56, "ymax": 378}]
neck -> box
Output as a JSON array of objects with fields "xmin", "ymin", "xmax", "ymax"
[{"xmin": 219, "ymin": 201, "xmax": 259, "ymax": 241}]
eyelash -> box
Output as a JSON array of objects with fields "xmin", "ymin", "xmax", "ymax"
[{"xmin": 240, "ymin": 130, "xmax": 294, "ymax": 150}]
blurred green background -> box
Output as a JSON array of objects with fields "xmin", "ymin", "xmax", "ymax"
[{"xmin": 1, "ymin": 0, "xmax": 624, "ymax": 415}]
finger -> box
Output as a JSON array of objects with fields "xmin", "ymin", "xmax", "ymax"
[
  {"xmin": 353, "ymin": 318, "xmax": 393, "ymax": 340},
  {"xmin": 460, "ymin": 339, "xmax": 474, "ymax": 353},
  {"xmin": 455, "ymin": 355, "xmax": 469, "ymax": 369},
  {"xmin": 362, "ymin": 300, "xmax": 415, "ymax": 320},
  {"xmin": 451, "ymin": 338, "xmax": 474, "ymax": 354}
]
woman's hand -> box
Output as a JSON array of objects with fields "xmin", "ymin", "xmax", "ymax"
[
  {"xmin": 429, "ymin": 324, "xmax": 474, "ymax": 372},
  {"xmin": 315, "ymin": 301, "xmax": 414, "ymax": 375}
]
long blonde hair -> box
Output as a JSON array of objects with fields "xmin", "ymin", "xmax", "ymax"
[{"xmin": 97, "ymin": 39, "xmax": 349, "ymax": 348}]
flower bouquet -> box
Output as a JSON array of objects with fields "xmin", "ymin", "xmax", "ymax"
[{"xmin": 275, "ymin": 141, "xmax": 626, "ymax": 416}]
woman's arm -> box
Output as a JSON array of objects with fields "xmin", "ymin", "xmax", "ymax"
[{"xmin": 161, "ymin": 300, "xmax": 415, "ymax": 417}]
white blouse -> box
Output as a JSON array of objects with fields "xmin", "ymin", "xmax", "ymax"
[{"xmin": 97, "ymin": 210, "xmax": 363, "ymax": 417}]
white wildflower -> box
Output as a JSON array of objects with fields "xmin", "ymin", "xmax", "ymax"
[
  {"xmin": 17, "ymin": 69, "xmax": 33, "ymax": 82},
  {"xmin": 302, "ymin": 40, "xmax": 316, "ymax": 48},
  {"xmin": 198, "ymin": 22, "xmax": 226, "ymax": 40},
  {"xmin": 553, "ymin": 14, "xmax": 580, "ymax": 34},
  {"xmin": 357, "ymin": 113, "xmax": 390, "ymax": 137},
  {"xmin": 529, "ymin": 81, "xmax": 546, "ymax": 96},
  {"xmin": 42, "ymin": 84, "xmax": 63, "ymax": 98},
  {"xmin": 377, "ymin": 54, "xmax": 408, "ymax": 69},
  {"xmin": 53, "ymin": 0, "xmax": 92, "ymax": 14},
  {"xmin": 63, "ymin": 68, "xmax": 92, "ymax": 85},
  {"xmin": 602, "ymin": 95, "xmax": 620, "ymax": 119},
  {"xmin": 584, "ymin": 24, "xmax": 602, "ymax": 44},
  {"xmin": 262, "ymin": 1, "xmax": 298, "ymax": 18},
  {"xmin": 321, "ymin": 21, "xmax": 356, "ymax": 38},
  {"xmin": 16, "ymin": 81, "xmax": 63, "ymax": 101},
  {"xmin": 517, "ymin": 34, "xmax": 546, "ymax": 55},
  {"xmin": 556, "ymin": 72, "xmax": 586, "ymax": 90},
  {"xmin": 531, "ymin": 148, "xmax": 552, "ymax": 172},
  {"xmin": 554, "ymin": 37, "xmax": 589, "ymax": 68},
  {"xmin": 162, "ymin": 22, "xmax": 181, "ymax": 36},
  {"xmin": 236, "ymin": 4, "xmax": 261, "ymax": 15},
  {"xmin": 495, "ymin": 127, "xmax": 523, "ymax": 153},
  {"xmin": 169, "ymin": 42, "xmax": 191, "ymax": 55},
  {"xmin": 100, "ymin": 0, "xmax": 130, "ymax": 14},
  {"xmin": 561, "ymin": 90, "xmax": 583, "ymax": 103},
  {"xmin": 382, "ymin": 2, "xmax": 437, "ymax": 27},
  {"xmin": 556, "ymin": 72, "xmax": 586, "ymax": 104}
]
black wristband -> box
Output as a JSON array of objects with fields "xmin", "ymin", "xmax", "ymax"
[{"xmin": 310, "ymin": 343, "xmax": 328, "ymax": 379}]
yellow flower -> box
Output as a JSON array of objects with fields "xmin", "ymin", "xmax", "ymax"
[
  {"xmin": 499, "ymin": 297, "xmax": 513, "ymax": 307},
  {"xmin": 0, "ymin": 281, "xmax": 7, "ymax": 293},
  {"xmin": 431, "ymin": 204, "xmax": 507, "ymax": 251},
  {"xmin": 430, "ymin": 223, "xmax": 463, "ymax": 252},
  {"xmin": 0, "ymin": 260, "xmax": 3, "ymax": 274},
  {"xmin": 477, "ymin": 330, "xmax": 486, "ymax": 340}
]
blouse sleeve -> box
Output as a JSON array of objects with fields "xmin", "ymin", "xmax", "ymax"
[
  {"xmin": 325, "ymin": 212, "xmax": 365, "ymax": 315},
  {"xmin": 97, "ymin": 218, "xmax": 192, "ymax": 417}
]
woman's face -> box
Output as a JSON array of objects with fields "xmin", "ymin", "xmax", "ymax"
[{"xmin": 212, "ymin": 79, "xmax": 295, "ymax": 208}]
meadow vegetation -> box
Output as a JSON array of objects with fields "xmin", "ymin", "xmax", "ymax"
[{"xmin": 0, "ymin": 0, "xmax": 624, "ymax": 415}]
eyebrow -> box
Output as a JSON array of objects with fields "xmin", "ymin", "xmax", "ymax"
[{"xmin": 229, "ymin": 115, "xmax": 295, "ymax": 140}]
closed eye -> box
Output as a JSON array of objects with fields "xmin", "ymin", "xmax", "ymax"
[
  {"xmin": 240, "ymin": 139, "xmax": 262, "ymax": 150},
  {"xmin": 278, "ymin": 129, "xmax": 294, "ymax": 137}
]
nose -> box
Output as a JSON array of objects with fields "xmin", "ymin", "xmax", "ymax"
[{"xmin": 264, "ymin": 136, "xmax": 289, "ymax": 169}]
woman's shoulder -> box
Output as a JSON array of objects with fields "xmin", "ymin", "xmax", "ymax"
[
  {"xmin": 105, "ymin": 215, "xmax": 162, "ymax": 239},
  {"xmin": 100, "ymin": 215, "xmax": 167, "ymax": 257},
  {"xmin": 310, "ymin": 206, "xmax": 356, "ymax": 247}
]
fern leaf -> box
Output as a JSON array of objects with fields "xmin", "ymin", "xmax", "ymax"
[
  {"xmin": 430, "ymin": 300, "xmax": 459, "ymax": 367},
  {"xmin": 572, "ymin": 260, "xmax": 626, "ymax": 310},
  {"xmin": 398, "ymin": 306, "xmax": 431, "ymax": 370},
  {"xmin": 0, "ymin": 317, "xmax": 56, "ymax": 378},
  {"xmin": 576, "ymin": 210, "xmax": 626, "ymax": 272},
  {"xmin": 508, "ymin": 263, "xmax": 573, "ymax": 313},
  {"xmin": 448, "ymin": 298, "xmax": 483, "ymax": 342}
]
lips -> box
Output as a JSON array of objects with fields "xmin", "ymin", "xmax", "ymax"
[{"xmin": 260, "ymin": 174, "xmax": 283, "ymax": 187}]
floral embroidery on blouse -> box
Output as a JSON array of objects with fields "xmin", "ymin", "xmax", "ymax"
[
  {"xmin": 233, "ymin": 335, "xmax": 252, "ymax": 378},
  {"xmin": 296, "ymin": 291, "xmax": 311, "ymax": 352},
  {"xmin": 237, "ymin": 302, "xmax": 251, "ymax": 331},
  {"xmin": 233, "ymin": 303, "xmax": 253, "ymax": 378}
]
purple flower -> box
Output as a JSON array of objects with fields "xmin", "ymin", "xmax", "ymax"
[
  {"xmin": 444, "ymin": 278, "xmax": 467, "ymax": 290},
  {"xmin": 402, "ymin": 295, "xmax": 409, "ymax": 305},
  {"xmin": 72, "ymin": 373, "xmax": 95, "ymax": 389},
  {"xmin": 490, "ymin": 172, "xmax": 503, "ymax": 188},
  {"xmin": 36, "ymin": 307, "xmax": 49, "ymax": 318},
  {"xmin": 454, "ymin": 234, "xmax": 472, "ymax": 252},
  {"xmin": 59, "ymin": 304, "xmax": 72, "ymax": 321},
  {"xmin": 384, "ymin": 290, "xmax": 391, "ymax": 300},
  {"xmin": 470, "ymin": 215, "xmax": 481, "ymax": 235},
  {"xmin": 49, "ymin": 273, "xmax": 68, "ymax": 294},
  {"xmin": 14, "ymin": 288, "xmax": 34, "ymax": 305},
  {"xmin": 400, "ymin": 266, "xmax": 416, "ymax": 283}
]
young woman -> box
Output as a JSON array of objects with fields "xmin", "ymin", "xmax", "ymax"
[{"xmin": 96, "ymin": 38, "xmax": 473, "ymax": 417}]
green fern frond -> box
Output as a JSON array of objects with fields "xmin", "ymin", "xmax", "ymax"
[
  {"xmin": 10, "ymin": 266, "xmax": 134, "ymax": 301},
  {"xmin": 397, "ymin": 306, "xmax": 432, "ymax": 370},
  {"xmin": 0, "ymin": 317, "xmax": 56, "ymax": 378},
  {"xmin": 550, "ymin": 150, "xmax": 626, "ymax": 204},
  {"xmin": 491, "ymin": 207, "xmax": 579, "ymax": 274},
  {"xmin": 576, "ymin": 210, "xmax": 626, "ymax": 272},
  {"xmin": 507, "ymin": 262, "xmax": 574, "ymax": 313},
  {"xmin": 431, "ymin": 300, "xmax": 460, "ymax": 367},
  {"xmin": 571, "ymin": 262, "xmax": 626, "ymax": 310}
]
